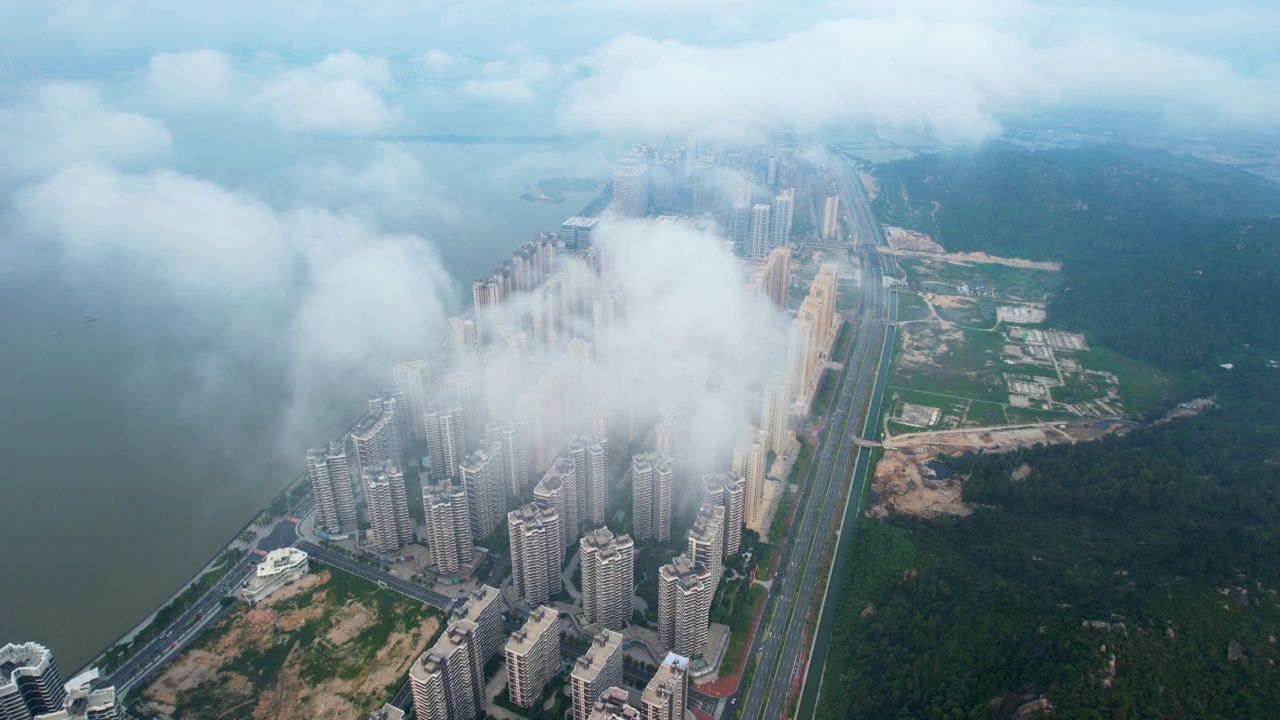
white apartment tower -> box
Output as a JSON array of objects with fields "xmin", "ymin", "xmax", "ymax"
[
  {"xmin": 409, "ymin": 620, "xmax": 485, "ymax": 720},
  {"xmin": 448, "ymin": 316, "xmax": 479, "ymax": 369},
  {"xmin": 424, "ymin": 406, "xmax": 466, "ymax": 482},
  {"xmin": 687, "ymin": 505, "xmax": 725, "ymax": 591},
  {"xmin": 640, "ymin": 653, "xmax": 690, "ymax": 720},
  {"xmin": 631, "ymin": 453, "xmax": 675, "ymax": 543},
  {"xmin": 471, "ymin": 277, "xmax": 502, "ymax": 341},
  {"xmin": 508, "ymin": 503, "xmax": 563, "ymax": 606},
  {"xmin": 586, "ymin": 438, "xmax": 609, "ymax": 525},
  {"xmin": 701, "ymin": 472, "xmax": 745, "ymax": 556},
  {"xmin": 504, "ymin": 606, "xmax": 560, "ymax": 708},
  {"xmin": 733, "ymin": 429, "xmax": 768, "ymax": 532},
  {"xmin": 352, "ymin": 402, "xmax": 401, "ymax": 475},
  {"xmin": 748, "ymin": 203, "xmax": 772, "ymax": 258},
  {"xmin": 727, "ymin": 202, "xmax": 751, "ymax": 254},
  {"xmin": 612, "ymin": 165, "xmax": 649, "ymax": 218},
  {"xmin": 308, "ymin": 443, "xmax": 355, "ymax": 533},
  {"xmin": 569, "ymin": 630, "xmax": 625, "ymax": 720},
  {"xmin": 580, "ymin": 528, "xmax": 635, "ymax": 631},
  {"xmin": 486, "ymin": 420, "xmax": 531, "ymax": 496},
  {"xmin": 443, "ymin": 373, "xmax": 480, "ymax": 449},
  {"xmin": 452, "ymin": 585, "xmax": 505, "ymax": 664},
  {"xmin": 534, "ymin": 457, "xmax": 579, "ymax": 549},
  {"xmin": 363, "ymin": 462, "xmax": 412, "ymax": 553},
  {"xmin": 657, "ymin": 555, "xmax": 713, "ymax": 658},
  {"xmin": 761, "ymin": 374, "xmax": 790, "ymax": 456},
  {"xmin": 770, "ymin": 190, "xmax": 794, "ymax": 250},
  {"xmin": 460, "ymin": 443, "xmax": 505, "ymax": 541},
  {"xmin": 393, "ymin": 360, "xmax": 433, "ymax": 443},
  {"xmin": 822, "ymin": 191, "xmax": 840, "ymax": 240},
  {"xmin": 0, "ymin": 642, "xmax": 66, "ymax": 719},
  {"xmin": 422, "ymin": 480, "xmax": 473, "ymax": 576}
]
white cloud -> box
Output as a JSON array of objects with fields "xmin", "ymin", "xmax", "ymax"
[
  {"xmin": 558, "ymin": 14, "xmax": 1280, "ymax": 142},
  {"xmin": 0, "ymin": 84, "xmax": 171, "ymax": 180},
  {"xmin": 12, "ymin": 161, "xmax": 452, "ymax": 450},
  {"xmin": 148, "ymin": 49, "xmax": 234, "ymax": 106},
  {"xmin": 255, "ymin": 51, "xmax": 400, "ymax": 133},
  {"xmin": 460, "ymin": 77, "xmax": 539, "ymax": 104},
  {"xmin": 423, "ymin": 48, "xmax": 462, "ymax": 74}
]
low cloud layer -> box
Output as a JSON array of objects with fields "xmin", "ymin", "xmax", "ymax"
[{"xmin": 558, "ymin": 14, "xmax": 1280, "ymax": 142}]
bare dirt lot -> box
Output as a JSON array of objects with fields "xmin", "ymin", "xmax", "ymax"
[
  {"xmin": 870, "ymin": 419, "xmax": 1135, "ymax": 519},
  {"xmin": 142, "ymin": 568, "xmax": 443, "ymax": 720}
]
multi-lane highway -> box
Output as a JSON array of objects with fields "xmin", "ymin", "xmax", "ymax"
[{"xmin": 734, "ymin": 155, "xmax": 894, "ymax": 720}]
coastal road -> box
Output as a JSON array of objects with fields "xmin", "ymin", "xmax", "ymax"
[{"xmin": 734, "ymin": 156, "xmax": 892, "ymax": 720}]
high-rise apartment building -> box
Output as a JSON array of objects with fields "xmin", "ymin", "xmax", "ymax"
[
  {"xmin": 757, "ymin": 248, "xmax": 790, "ymax": 309},
  {"xmin": 567, "ymin": 435, "xmax": 609, "ymax": 526},
  {"xmin": 687, "ymin": 505, "xmax": 725, "ymax": 591},
  {"xmin": 409, "ymin": 620, "xmax": 485, "ymax": 720},
  {"xmin": 423, "ymin": 405, "xmax": 466, "ymax": 482},
  {"xmin": 393, "ymin": 360, "xmax": 433, "ymax": 444},
  {"xmin": 587, "ymin": 687, "xmax": 639, "ymax": 720},
  {"xmin": 369, "ymin": 389, "xmax": 411, "ymax": 462},
  {"xmin": 770, "ymin": 190, "xmax": 794, "ymax": 250},
  {"xmin": 657, "ymin": 555, "xmax": 713, "ymax": 657},
  {"xmin": 448, "ymin": 317, "xmax": 479, "ymax": 369},
  {"xmin": 308, "ymin": 443, "xmax": 355, "ymax": 533},
  {"xmin": 472, "ymin": 278, "xmax": 502, "ymax": 341},
  {"xmin": 508, "ymin": 504, "xmax": 563, "ymax": 606},
  {"xmin": 631, "ymin": 453, "xmax": 675, "ymax": 543},
  {"xmin": 580, "ymin": 528, "xmax": 635, "ymax": 631},
  {"xmin": 727, "ymin": 202, "xmax": 751, "ymax": 254},
  {"xmin": 451, "ymin": 585, "xmax": 505, "ymax": 665},
  {"xmin": 422, "ymin": 480, "xmax": 473, "ymax": 576},
  {"xmin": 786, "ymin": 316, "xmax": 816, "ymax": 409},
  {"xmin": 810, "ymin": 264, "xmax": 839, "ymax": 349},
  {"xmin": 363, "ymin": 462, "xmax": 412, "ymax": 553},
  {"xmin": 733, "ymin": 429, "xmax": 768, "ymax": 532},
  {"xmin": 505, "ymin": 607, "xmax": 560, "ymax": 708},
  {"xmin": 761, "ymin": 373, "xmax": 790, "ymax": 455},
  {"xmin": 443, "ymin": 373, "xmax": 480, "ymax": 449},
  {"xmin": 612, "ymin": 165, "xmax": 648, "ymax": 218},
  {"xmin": 352, "ymin": 402, "xmax": 401, "ymax": 475},
  {"xmin": 640, "ymin": 653, "xmax": 690, "ymax": 720},
  {"xmin": 486, "ymin": 420, "xmax": 530, "ymax": 496},
  {"xmin": 569, "ymin": 630, "xmax": 624, "ymax": 720},
  {"xmin": 0, "ymin": 642, "xmax": 66, "ymax": 719},
  {"xmin": 534, "ymin": 457, "xmax": 579, "ymax": 549},
  {"xmin": 748, "ymin": 203, "xmax": 771, "ymax": 258},
  {"xmin": 460, "ymin": 444, "xmax": 505, "ymax": 541},
  {"xmin": 701, "ymin": 472, "xmax": 744, "ymax": 557}
]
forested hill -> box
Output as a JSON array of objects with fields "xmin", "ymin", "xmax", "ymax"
[
  {"xmin": 872, "ymin": 143, "xmax": 1280, "ymax": 369},
  {"xmin": 820, "ymin": 367, "xmax": 1280, "ymax": 720}
]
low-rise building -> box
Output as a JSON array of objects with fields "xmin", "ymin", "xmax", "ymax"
[{"xmin": 242, "ymin": 547, "xmax": 309, "ymax": 603}]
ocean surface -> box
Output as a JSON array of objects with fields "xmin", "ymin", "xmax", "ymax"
[{"xmin": 0, "ymin": 137, "xmax": 606, "ymax": 670}]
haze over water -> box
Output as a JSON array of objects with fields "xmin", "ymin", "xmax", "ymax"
[{"xmin": 0, "ymin": 138, "xmax": 597, "ymax": 670}]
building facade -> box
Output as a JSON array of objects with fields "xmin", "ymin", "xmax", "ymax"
[
  {"xmin": 308, "ymin": 443, "xmax": 355, "ymax": 534},
  {"xmin": 630, "ymin": 453, "xmax": 675, "ymax": 543},
  {"xmin": 569, "ymin": 630, "xmax": 624, "ymax": 720},
  {"xmin": 579, "ymin": 528, "xmax": 635, "ymax": 631},
  {"xmin": 640, "ymin": 653, "xmax": 689, "ymax": 720},
  {"xmin": 701, "ymin": 472, "xmax": 744, "ymax": 557},
  {"xmin": 422, "ymin": 480, "xmax": 473, "ymax": 576},
  {"xmin": 504, "ymin": 607, "xmax": 560, "ymax": 708},
  {"xmin": 657, "ymin": 555, "xmax": 713, "ymax": 658},
  {"xmin": 409, "ymin": 620, "xmax": 485, "ymax": 720},
  {"xmin": 461, "ymin": 444, "xmax": 505, "ymax": 541},
  {"xmin": 363, "ymin": 462, "xmax": 412, "ymax": 553},
  {"xmin": 508, "ymin": 504, "xmax": 563, "ymax": 606},
  {"xmin": 0, "ymin": 642, "xmax": 65, "ymax": 720}
]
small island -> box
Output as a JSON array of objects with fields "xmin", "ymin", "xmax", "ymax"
[{"xmin": 520, "ymin": 176, "xmax": 600, "ymax": 203}]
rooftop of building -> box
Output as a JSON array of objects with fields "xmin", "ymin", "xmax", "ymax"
[
  {"xmin": 507, "ymin": 606, "xmax": 557, "ymax": 655},
  {"xmin": 572, "ymin": 630, "xmax": 623, "ymax": 681},
  {"xmin": 590, "ymin": 687, "xmax": 639, "ymax": 719},
  {"xmin": 255, "ymin": 547, "xmax": 308, "ymax": 578},
  {"xmin": 0, "ymin": 642, "xmax": 53, "ymax": 683},
  {"xmin": 368, "ymin": 704, "xmax": 405, "ymax": 720}
]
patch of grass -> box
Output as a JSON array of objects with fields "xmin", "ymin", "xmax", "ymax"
[
  {"xmin": 962, "ymin": 400, "xmax": 1008, "ymax": 426},
  {"xmin": 833, "ymin": 322, "xmax": 853, "ymax": 361},
  {"xmin": 895, "ymin": 292, "xmax": 933, "ymax": 322},
  {"xmin": 1070, "ymin": 341, "xmax": 1183, "ymax": 415},
  {"xmin": 899, "ymin": 257, "xmax": 1060, "ymax": 301},
  {"xmin": 769, "ymin": 486, "xmax": 797, "ymax": 545},
  {"xmin": 892, "ymin": 326, "xmax": 1010, "ymax": 403}
]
